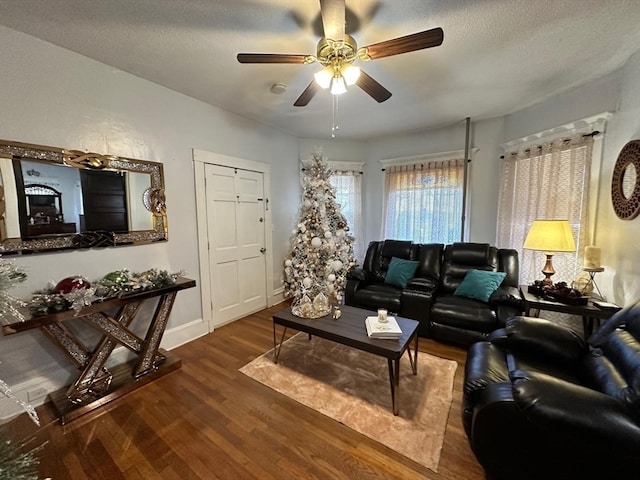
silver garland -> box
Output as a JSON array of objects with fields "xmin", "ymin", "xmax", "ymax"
[{"xmin": 0, "ymin": 259, "xmax": 28, "ymax": 324}]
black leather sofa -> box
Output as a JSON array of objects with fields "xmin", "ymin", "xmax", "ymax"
[
  {"xmin": 463, "ymin": 304, "xmax": 640, "ymax": 479},
  {"xmin": 344, "ymin": 240, "xmax": 522, "ymax": 346}
]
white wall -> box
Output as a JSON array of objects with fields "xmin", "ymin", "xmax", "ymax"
[
  {"xmin": 594, "ymin": 49, "xmax": 640, "ymax": 306},
  {"xmin": 0, "ymin": 26, "xmax": 300, "ymax": 419}
]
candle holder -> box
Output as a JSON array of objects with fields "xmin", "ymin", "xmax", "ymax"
[{"xmin": 583, "ymin": 266, "xmax": 605, "ymax": 300}]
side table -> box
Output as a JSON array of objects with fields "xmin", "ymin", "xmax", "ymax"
[
  {"xmin": 2, "ymin": 277, "xmax": 196, "ymax": 424},
  {"xmin": 519, "ymin": 285, "xmax": 621, "ymax": 338}
]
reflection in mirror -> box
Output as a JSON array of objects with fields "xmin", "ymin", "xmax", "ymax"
[
  {"xmin": 622, "ymin": 163, "xmax": 637, "ymax": 199},
  {"xmin": 0, "ymin": 139, "xmax": 167, "ymax": 255}
]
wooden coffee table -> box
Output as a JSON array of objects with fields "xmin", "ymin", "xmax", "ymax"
[{"xmin": 272, "ymin": 304, "xmax": 419, "ymax": 415}]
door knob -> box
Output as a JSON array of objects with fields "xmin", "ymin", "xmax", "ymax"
[{"xmin": 260, "ymin": 247, "xmax": 266, "ymax": 253}]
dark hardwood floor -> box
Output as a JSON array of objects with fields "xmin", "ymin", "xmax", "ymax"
[{"xmin": 6, "ymin": 304, "xmax": 486, "ymax": 479}]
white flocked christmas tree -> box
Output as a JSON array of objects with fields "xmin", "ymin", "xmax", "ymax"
[{"xmin": 283, "ymin": 152, "xmax": 356, "ymax": 318}]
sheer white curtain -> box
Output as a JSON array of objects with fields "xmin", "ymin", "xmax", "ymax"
[
  {"xmin": 383, "ymin": 159, "xmax": 464, "ymax": 243},
  {"xmin": 497, "ymin": 134, "xmax": 594, "ymax": 284},
  {"xmin": 329, "ymin": 164, "xmax": 364, "ymax": 261}
]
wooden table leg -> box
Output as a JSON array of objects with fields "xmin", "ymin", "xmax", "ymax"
[
  {"xmin": 272, "ymin": 323, "xmax": 288, "ymax": 364},
  {"xmin": 388, "ymin": 358, "xmax": 401, "ymax": 416}
]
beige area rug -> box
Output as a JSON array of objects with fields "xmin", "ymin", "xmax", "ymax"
[{"xmin": 239, "ymin": 333, "xmax": 457, "ymax": 472}]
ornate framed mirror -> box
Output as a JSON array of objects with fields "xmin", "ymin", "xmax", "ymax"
[
  {"xmin": 611, "ymin": 139, "xmax": 640, "ymax": 220},
  {"xmin": 0, "ymin": 139, "xmax": 167, "ymax": 255}
]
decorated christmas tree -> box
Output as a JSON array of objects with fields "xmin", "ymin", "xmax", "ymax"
[{"xmin": 283, "ymin": 152, "xmax": 356, "ymax": 318}]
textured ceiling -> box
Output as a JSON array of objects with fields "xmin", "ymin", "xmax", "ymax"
[{"xmin": 1, "ymin": 0, "xmax": 639, "ymax": 139}]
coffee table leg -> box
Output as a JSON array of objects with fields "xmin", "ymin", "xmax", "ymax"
[
  {"xmin": 388, "ymin": 358, "xmax": 400, "ymax": 416},
  {"xmin": 272, "ymin": 323, "xmax": 288, "ymax": 364},
  {"xmin": 406, "ymin": 333, "xmax": 419, "ymax": 375}
]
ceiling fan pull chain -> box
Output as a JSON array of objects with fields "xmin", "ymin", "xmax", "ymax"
[{"xmin": 332, "ymin": 95, "xmax": 340, "ymax": 138}]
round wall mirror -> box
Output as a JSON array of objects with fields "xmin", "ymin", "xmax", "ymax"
[{"xmin": 612, "ymin": 140, "xmax": 640, "ymax": 220}]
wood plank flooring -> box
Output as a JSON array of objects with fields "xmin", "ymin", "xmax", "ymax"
[{"xmin": 5, "ymin": 304, "xmax": 486, "ymax": 479}]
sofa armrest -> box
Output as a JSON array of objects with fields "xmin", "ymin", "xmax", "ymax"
[
  {"xmin": 488, "ymin": 285, "xmax": 522, "ymax": 309},
  {"xmin": 488, "ymin": 316, "xmax": 587, "ymax": 365},
  {"xmin": 511, "ymin": 370, "xmax": 640, "ymax": 449},
  {"xmin": 346, "ymin": 267, "xmax": 368, "ymax": 282},
  {"xmin": 469, "ymin": 374, "xmax": 640, "ymax": 478},
  {"xmin": 405, "ymin": 276, "xmax": 438, "ymax": 293}
]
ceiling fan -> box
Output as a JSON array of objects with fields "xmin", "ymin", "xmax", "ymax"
[{"xmin": 237, "ymin": 0, "xmax": 443, "ymax": 107}]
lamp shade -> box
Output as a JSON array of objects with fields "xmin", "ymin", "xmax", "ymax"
[{"xmin": 523, "ymin": 220, "xmax": 576, "ymax": 253}]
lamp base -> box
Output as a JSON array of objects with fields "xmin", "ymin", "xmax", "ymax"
[{"xmin": 540, "ymin": 253, "xmax": 556, "ymax": 286}]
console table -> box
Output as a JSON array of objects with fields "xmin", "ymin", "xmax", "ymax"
[
  {"xmin": 2, "ymin": 277, "xmax": 196, "ymax": 424},
  {"xmin": 519, "ymin": 285, "xmax": 621, "ymax": 338}
]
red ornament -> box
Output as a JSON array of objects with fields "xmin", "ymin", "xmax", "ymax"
[{"xmin": 54, "ymin": 276, "xmax": 91, "ymax": 294}]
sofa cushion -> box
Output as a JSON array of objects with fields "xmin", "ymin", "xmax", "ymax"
[
  {"xmin": 454, "ymin": 269, "xmax": 506, "ymax": 302},
  {"xmin": 385, "ymin": 257, "xmax": 419, "ymax": 288},
  {"xmin": 353, "ymin": 283, "xmax": 403, "ymax": 313},
  {"xmin": 431, "ymin": 294, "xmax": 498, "ymax": 332},
  {"xmin": 450, "ymin": 242, "xmax": 492, "ymax": 265},
  {"xmin": 380, "ymin": 240, "xmax": 414, "ymax": 260}
]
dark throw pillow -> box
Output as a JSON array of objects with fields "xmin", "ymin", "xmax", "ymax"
[
  {"xmin": 454, "ymin": 269, "xmax": 506, "ymax": 302},
  {"xmin": 385, "ymin": 257, "xmax": 419, "ymax": 289}
]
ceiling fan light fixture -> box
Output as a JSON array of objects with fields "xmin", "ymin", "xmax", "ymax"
[
  {"xmin": 330, "ymin": 75, "xmax": 347, "ymax": 95},
  {"xmin": 342, "ymin": 64, "xmax": 360, "ymax": 85},
  {"xmin": 314, "ymin": 68, "xmax": 333, "ymax": 89}
]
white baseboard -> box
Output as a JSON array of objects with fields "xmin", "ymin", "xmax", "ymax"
[
  {"xmin": 269, "ymin": 287, "xmax": 286, "ymax": 307},
  {"xmin": 0, "ymin": 317, "xmax": 208, "ymax": 423}
]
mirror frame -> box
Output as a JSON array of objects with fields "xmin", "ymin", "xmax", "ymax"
[
  {"xmin": 612, "ymin": 139, "xmax": 640, "ymax": 220},
  {"xmin": 0, "ymin": 139, "xmax": 167, "ymax": 255}
]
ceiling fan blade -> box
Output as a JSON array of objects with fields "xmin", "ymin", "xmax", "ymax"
[
  {"xmin": 319, "ymin": 0, "xmax": 345, "ymax": 41},
  {"xmin": 294, "ymin": 81, "xmax": 322, "ymax": 107},
  {"xmin": 356, "ymin": 70, "xmax": 392, "ymax": 103},
  {"xmin": 364, "ymin": 27, "xmax": 444, "ymax": 60},
  {"xmin": 237, "ymin": 53, "xmax": 308, "ymax": 64}
]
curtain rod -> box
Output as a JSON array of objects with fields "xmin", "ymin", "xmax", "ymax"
[
  {"xmin": 499, "ymin": 131, "xmax": 600, "ymax": 159},
  {"xmin": 381, "ymin": 157, "xmax": 466, "ymax": 171},
  {"xmin": 300, "ymin": 168, "xmax": 363, "ymax": 174}
]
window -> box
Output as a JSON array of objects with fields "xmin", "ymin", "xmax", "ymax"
[
  {"xmin": 328, "ymin": 162, "xmax": 363, "ymax": 260},
  {"xmin": 497, "ymin": 134, "xmax": 595, "ymax": 284},
  {"xmin": 382, "ymin": 155, "xmax": 466, "ymax": 243}
]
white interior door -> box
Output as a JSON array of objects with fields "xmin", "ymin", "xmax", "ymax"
[{"xmin": 205, "ymin": 164, "xmax": 267, "ymax": 326}]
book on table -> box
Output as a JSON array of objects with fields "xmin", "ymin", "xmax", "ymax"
[{"xmin": 365, "ymin": 316, "xmax": 403, "ymax": 339}]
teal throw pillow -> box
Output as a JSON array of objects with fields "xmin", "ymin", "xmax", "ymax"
[
  {"xmin": 454, "ymin": 269, "xmax": 507, "ymax": 302},
  {"xmin": 385, "ymin": 257, "xmax": 419, "ymax": 289}
]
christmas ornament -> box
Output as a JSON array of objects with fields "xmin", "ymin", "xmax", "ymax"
[
  {"xmin": 104, "ymin": 270, "xmax": 129, "ymax": 284},
  {"xmin": 311, "ymin": 237, "xmax": 322, "ymax": 248},
  {"xmin": 53, "ymin": 276, "xmax": 91, "ymax": 294}
]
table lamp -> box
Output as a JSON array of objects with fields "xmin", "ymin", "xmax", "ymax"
[{"xmin": 523, "ymin": 219, "xmax": 576, "ymax": 286}]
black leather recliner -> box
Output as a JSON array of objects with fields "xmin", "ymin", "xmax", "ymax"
[
  {"xmin": 428, "ymin": 242, "xmax": 521, "ymax": 345},
  {"xmin": 345, "ymin": 240, "xmax": 521, "ymax": 344},
  {"xmin": 463, "ymin": 302, "xmax": 640, "ymax": 479}
]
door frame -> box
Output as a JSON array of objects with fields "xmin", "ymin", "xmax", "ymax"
[{"xmin": 193, "ymin": 149, "xmax": 274, "ymax": 333}]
